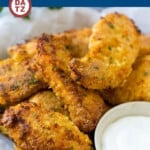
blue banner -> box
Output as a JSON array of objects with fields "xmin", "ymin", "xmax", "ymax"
[{"xmin": 0, "ymin": 0, "xmax": 150, "ymax": 6}]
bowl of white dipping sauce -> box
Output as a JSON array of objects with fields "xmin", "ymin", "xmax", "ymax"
[{"xmin": 95, "ymin": 102, "xmax": 150, "ymax": 150}]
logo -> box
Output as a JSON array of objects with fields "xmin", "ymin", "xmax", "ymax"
[{"xmin": 9, "ymin": 0, "xmax": 32, "ymax": 17}]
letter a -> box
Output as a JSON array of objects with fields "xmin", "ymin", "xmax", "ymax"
[
  {"xmin": 21, "ymin": 0, "xmax": 25, "ymax": 5},
  {"xmin": 15, "ymin": 0, "xmax": 20, "ymax": 5}
]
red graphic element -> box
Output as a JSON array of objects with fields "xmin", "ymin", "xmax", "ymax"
[{"xmin": 9, "ymin": 0, "xmax": 32, "ymax": 17}]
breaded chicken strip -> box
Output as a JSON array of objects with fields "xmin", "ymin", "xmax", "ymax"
[
  {"xmin": 70, "ymin": 13, "xmax": 140, "ymax": 90},
  {"xmin": 0, "ymin": 58, "xmax": 46, "ymax": 107},
  {"xmin": 0, "ymin": 90, "xmax": 68, "ymax": 134},
  {"xmin": 101, "ymin": 55, "xmax": 150, "ymax": 105},
  {"xmin": 0, "ymin": 103, "xmax": 92, "ymax": 150},
  {"xmin": 35, "ymin": 34, "xmax": 109, "ymax": 132},
  {"xmin": 0, "ymin": 39, "xmax": 47, "ymax": 107}
]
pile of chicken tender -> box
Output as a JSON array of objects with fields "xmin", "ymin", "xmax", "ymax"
[{"xmin": 0, "ymin": 13, "xmax": 149, "ymax": 150}]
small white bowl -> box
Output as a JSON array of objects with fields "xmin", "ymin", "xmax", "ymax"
[{"xmin": 94, "ymin": 101, "xmax": 150, "ymax": 150}]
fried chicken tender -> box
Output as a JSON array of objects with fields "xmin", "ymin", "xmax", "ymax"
[
  {"xmin": 35, "ymin": 34, "xmax": 109, "ymax": 132},
  {"xmin": 0, "ymin": 58, "xmax": 46, "ymax": 107},
  {"xmin": 70, "ymin": 13, "xmax": 140, "ymax": 90},
  {"xmin": 0, "ymin": 102, "xmax": 92, "ymax": 150},
  {"xmin": 0, "ymin": 39, "xmax": 47, "ymax": 107},
  {"xmin": 0, "ymin": 90, "xmax": 67, "ymax": 134},
  {"xmin": 101, "ymin": 55, "xmax": 150, "ymax": 105}
]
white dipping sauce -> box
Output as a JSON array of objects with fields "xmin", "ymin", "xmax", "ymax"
[{"xmin": 102, "ymin": 116, "xmax": 150, "ymax": 150}]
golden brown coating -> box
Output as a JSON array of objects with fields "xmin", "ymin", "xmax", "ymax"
[
  {"xmin": 0, "ymin": 59, "xmax": 46, "ymax": 106},
  {"xmin": 101, "ymin": 55, "xmax": 150, "ymax": 105},
  {"xmin": 14, "ymin": 146, "xmax": 21, "ymax": 150},
  {"xmin": 64, "ymin": 30, "xmax": 150, "ymax": 59},
  {"xmin": 0, "ymin": 28, "xmax": 91, "ymax": 107},
  {"xmin": 45, "ymin": 69, "xmax": 109, "ymax": 133},
  {"xmin": 0, "ymin": 89, "xmax": 91, "ymax": 149},
  {"xmin": 70, "ymin": 13, "xmax": 140, "ymax": 90},
  {"xmin": 139, "ymin": 35, "xmax": 150, "ymax": 57},
  {"xmin": 63, "ymin": 28, "xmax": 91, "ymax": 58},
  {"xmin": 29, "ymin": 90, "xmax": 68, "ymax": 116},
  {"xmin": 8, "ymin": 28, "xmax": 91, "ymax": 71},
  {"xmin": 0, "ymin": 90, "xmax": 68, "ymax": 135},
  {"xmin": 0, "ymin": 38, "xmax": 48, "ymax": 107},
  {"xmin": 8, "ymin": 38, "xmax": 38, "ymax": 61},
  {"xmin": 0, "ymin": 58, "xmax": 13, "ymax": 76},
  {"xmin": 1, "ymin": 103, "xmax": 92, "ymax": 150},
  {"xmin": 9, "ymin": 28, "xmax": 91, "ymax": 60},
  {"xmin": 7, "ymin": 25, "xmax": 150, "ymax": 61},
  {"xmin": 35, "ymin": 34, "xmax": 109, "ymax": 132},
  {"xmin": 9, "ymin": 29, "xmax": 149, "ymax": 60}
]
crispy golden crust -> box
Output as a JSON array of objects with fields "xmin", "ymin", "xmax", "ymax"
[
  {"xmin": 0, "ymin": 90, "xmax": 68, "ymax": 135},
  {"xmin": 63, "ymin": 28, "xmax": 91, "ymax": 58},
  {"xmin": 29, "ymin": 90, "xmax": 68, "ymax": 116},
  {"xmin": 9, "ymin": 29, "xmax": 149, "ymax": 60},
  {"xmin": 70, "ymin": 13, "xmax": 140, "ymax": 90},
  {"xmin": 0, "ymin": 59, "xmax": 13, "ymax": 76},
  {"xmin": 0, "ymin": 28, "xmax": 91, "ymax": 107},
  {"xmin": 101, "ymin": 55, "xmax": 150, "ymax": 105},
  {"xmin": 37, "ymin": 34, "xmax": 74, "ymax": 73},
  {"xmin": 14, "ymin": 145, "xmax": 21, "ymax": 150},
  {"xmin": 8, "ymin": 38, "xmax": 38, "ymax": 61},
  {"xmin": 0, "ymin": 59, "xmax": 46, "ymax": 106},
  {"xmin": 139, "ymin": 35, "xmax": 150, "ymax": 57},
  {"xmin": 1, "ymin": 103, "xmax": 92, "ymax": 150},
  {"xmin": 9, "ymin": 28, "xmax": 91, "ymax": 60},
  {"xmin": 46, "ymin": 69, "xmax": 108, "ymax": 133},
  {"xmin": 0, "ymin": 39, "xmax": 47, "ymax": 107},
  {"xmin": 35, "ymin": 34, "xmax": 109, "ymax": 132}
]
